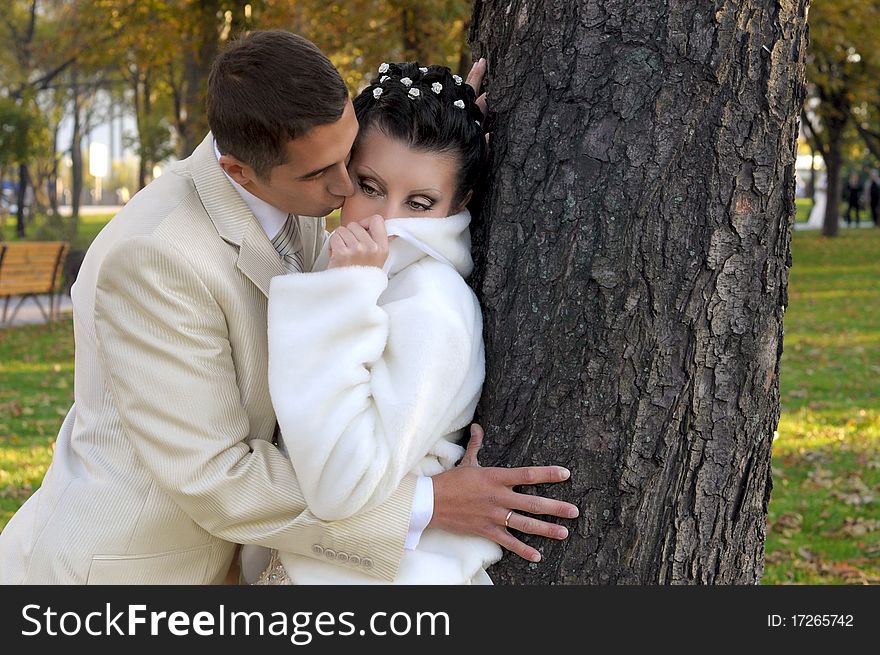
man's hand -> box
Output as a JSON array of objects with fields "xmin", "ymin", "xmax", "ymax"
[
  {"xmin": 429, "ymin": 424, "xmax": 579, "ymax": 563},
  {"xmin": 327, "ymin": 214, "xmax": 390, "ymax": 270}
]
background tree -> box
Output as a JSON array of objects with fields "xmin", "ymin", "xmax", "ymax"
[
  {"xmin": 469, "ymin": 0, "xmax": 809, "ymax": 583},
  {"xmin": 0, "ymin": 0, "xmax": 77, "ymax": 236},
  {"xmin": 802, "ymin": 0, "xmax": 879, "ymax": 236}
]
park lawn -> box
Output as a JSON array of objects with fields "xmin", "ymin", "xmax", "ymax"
[
  {"xmin": 0, "ymin": 321, "xmax": 73, "ymax": 525},
  {"xmin": 795, "ymin": 197, "xmax": 811, "ymax": 223},
  {"xmin": 765, "ymin": 227, "xmax": 880, "ymax": 584},
  {"xmin": 3, "ymin": 213, "xmax": 117, "ymax": 251},
  {"xmin": 1, "ymin": 225, "xmax": 878, "ymax": 584}
]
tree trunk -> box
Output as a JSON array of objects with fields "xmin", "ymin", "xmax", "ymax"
[
  {"xmin": 15, "ymin": 163, "xmax": 28, "ymax": 238},
  {"xmin": 133, "ymin": 72, "xmax": 150, "ymax": 191},
  {"xmin": 70, "ymin": 73, "xmax": 83, "ymax": 228},
  {"xmin": 469, "ymin": 0, "xmax": 808, "ymax": 584},
  {"xmin": 401, "ymin": 2, "xmax": 430, "ymax": 63},
  {"xmin": 14, "ymin": 163, "xmax": 29, "ymax": 238},
  {"xmin": 48, "ymin": 120, "xmax": 60, "ymax": 217},
  {"xmin": 807, "ymin": 145, "xmax": 815, "ymax": 204},
  {"xmin": 821, "ymin": 109, "xmax": 847, "ymax": 237},
  {"xmin": 180, "ymin": 0, "xmax": 222, "ymax": 158}
]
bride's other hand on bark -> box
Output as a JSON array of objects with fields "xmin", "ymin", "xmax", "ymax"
[
  {"xmin": 429, "ymin": 424, "xmax": 579, "ymax": 563},
  {"xmin": 465, "ymin": 57, "xmax": 488, "ymax": 122}
]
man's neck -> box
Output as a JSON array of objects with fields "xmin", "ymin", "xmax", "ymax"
[{"xmin": 213, "ymin": 139, "xmax": 288, "ymax": 239}]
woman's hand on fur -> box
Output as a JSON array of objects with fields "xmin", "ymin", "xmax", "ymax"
[
  {"xmin": 429, "ymin": 423, "xmax": 580, "ymax": 563},
  {"xmin": 327, "ymin": 214, "xmax": 390, "ymax": 270}
]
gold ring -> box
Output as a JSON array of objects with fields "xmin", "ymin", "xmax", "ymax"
[{"xmin": 504, "ymin": 510, "xmax": 513, "ymax": 528}]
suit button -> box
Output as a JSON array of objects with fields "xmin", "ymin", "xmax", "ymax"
[
  {"xmin": 311, "ymin": 544, "xmax": 324, "ymax": 556},
  {"xmin": 324, "ymin": 548, "xmax": 337, "ymax": 559},
  {"xmin": 362, "ymin": 557, "xmax": 374, "ymax": 569},
  {"xmin": 349, "ymin": 555, "xmax": 361, "ymax": 566},
  {"xmin": 335, "ymin": 551, "xmax": 349, "ymax": 563}
]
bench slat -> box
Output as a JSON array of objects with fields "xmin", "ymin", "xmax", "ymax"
[{"xmin": 0, "ymin": 243, "xmax": 69, "ymax": 311}]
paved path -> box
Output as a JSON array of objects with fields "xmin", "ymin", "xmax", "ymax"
[
  {"xmin": 795, "ymin": 219, "xmax": 878, "ymax": 231},
  {"xmin": 57, "ymin": 205, "xmax": 122, "ymax": 216},
  {"xmin": 1, "ymin": 294, "xmax": 72, "ymax": 328}
]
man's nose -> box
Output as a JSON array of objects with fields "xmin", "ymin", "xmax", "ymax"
[{"xmin": 328, "ymin": 166, "xmax": 355, "ymax": 198}]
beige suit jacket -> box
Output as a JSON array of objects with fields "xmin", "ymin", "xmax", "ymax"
[{"xmin": 0, "ymin": 133, "xmax": 416, "ymax": 584}]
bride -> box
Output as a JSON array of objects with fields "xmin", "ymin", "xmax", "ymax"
[{"xmin": 256, "ymin": 61, "xmax": 503, "ymax": 584}]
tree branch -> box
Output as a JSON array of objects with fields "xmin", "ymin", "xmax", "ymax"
[
  {"xmin": 25, "ymin": 0, "xmax": 37, "ymax": 44},
  {"xmin": 856, "ymin": 123, "xmax": 880, "ymax": 162},
  {"xmin": 801, "ymin": 109, "xmax": 828, "ymax": 160}
]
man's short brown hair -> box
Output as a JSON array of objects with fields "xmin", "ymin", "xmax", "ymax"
[{"xmin": 207, "ymin": 30, "xmax": 348, "ymax": 179}]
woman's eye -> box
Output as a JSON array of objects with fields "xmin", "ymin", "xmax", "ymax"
[
  {"xmin": 408, "ymin": 200, "xmax": 433, "ymax": 211},
  {"xmin": 359, "ymin": 181, "xmax": 380, "ymax": 197}
]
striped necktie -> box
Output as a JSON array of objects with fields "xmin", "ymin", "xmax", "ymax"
[{"xmin": 271, "ymin": 214, "xmax": 305, "ymax": 273}]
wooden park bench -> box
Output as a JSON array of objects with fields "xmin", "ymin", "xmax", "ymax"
[{"xmin": 0, "ymin": 241, "xmax": 70, "ymax": 325}]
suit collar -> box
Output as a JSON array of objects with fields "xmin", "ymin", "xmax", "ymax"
[{"xmin": 190, "ymin": 132, "xmax": 285, "ymax": 296}]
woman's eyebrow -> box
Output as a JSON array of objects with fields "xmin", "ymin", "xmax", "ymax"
[{"xmin": 359, "ymin": 165, "xmax": 387, "ymax": 185}]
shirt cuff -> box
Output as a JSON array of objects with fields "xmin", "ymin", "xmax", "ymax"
[{"xmin": 404, "ymin": 475, "xmax": 434, "ymax": 550}]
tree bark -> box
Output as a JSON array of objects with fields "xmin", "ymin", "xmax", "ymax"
[
  {"xmin": 48, "ymin": 119, "xmax": 60, "ymax": 216},
  {"xmin": 401, "ymin": 2, "xmax": 431, "ymax": 63},
  {"xmin": 821, "ymin": 121, "xmax": 844, "ymax": 237},
  {"xmin": 15, "ymin": 162, "xmax": 28, "ymax": 238},
  {"xmin": 469, "ymin": 0, "xmax": 808, "ymax": 584},
  {"xmin": 179, "ymin": 0, "xmax": 222, "ymax": 158},
  {"xmin": 817, "ymin": 93, "xmax": 848, "ymax": 238},
  {"xmin": 70, "ymin": 71, "xmax": 83, "ymax": 227},
  {"xmin": 132, "ymin": 71, "xmax": 151, "ymax": 190}
]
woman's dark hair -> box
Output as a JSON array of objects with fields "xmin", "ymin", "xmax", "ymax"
[
  {"xmin": 352, "ymin": 62, "xmax": 485, "ymax": 208},
  {"xmin": 207, "ymin": 30, "xmax": 348, "ymax": 179}
]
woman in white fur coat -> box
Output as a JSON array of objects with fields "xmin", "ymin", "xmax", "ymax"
[{"xmin": 260, "ymin": 62, "xmax": 503, "ymax": 584}]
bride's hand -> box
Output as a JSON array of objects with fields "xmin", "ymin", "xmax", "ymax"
[
  {"xmin": 429, "ymin": 423, "xmax": 579, "ymax": 563},
  {"xmin": 465, "ymin": 58, "xmax": 488, "ymax": 121},
  {"xmin": 327, "ymin": 214, "xmax": 390, "ymax": 269},
  {"xmin": 466, "ymin": 58, "xmax": 490, "ymax": 148}
]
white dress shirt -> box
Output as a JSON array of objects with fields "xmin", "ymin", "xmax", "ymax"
[{"xmin": 213, "ymin": 141, "xmax": 432, "ymax": 549}]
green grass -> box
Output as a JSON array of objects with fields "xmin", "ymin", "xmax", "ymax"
[
  {"xmin": 764, "ymin": 228, "xmax": 880, "ymax": 584},
  {"xmin": 3, "ymin": 213, "xmax": 116, "ymax": 251},
  {"xmin": 0, "ymin": 321, "xmax": 74, "ymax": 526},
  {"xmin": 796, "ymin": 197, "xmax": 811, "ymax": 223},
  {"xmin": 2, "ymin": 216, "xmax": 878, "ymax": 584}
]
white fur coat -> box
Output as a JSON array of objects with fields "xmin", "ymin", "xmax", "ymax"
[{"xmin": 267, "ymin": 210, "xmax": 502, "ymax": 584}]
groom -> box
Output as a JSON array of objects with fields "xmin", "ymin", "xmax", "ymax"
[{"xmin": 0, "ymin": 30, "xmax": 577, "ymax": 584}]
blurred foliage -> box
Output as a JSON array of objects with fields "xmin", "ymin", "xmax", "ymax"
[
  {"xmin": 804, "ymin": 1, "xmax": 880, "ymax": 168},
  {"xmin": 0, "ymin": 0, "xmax": 473, "ymax": 224}
]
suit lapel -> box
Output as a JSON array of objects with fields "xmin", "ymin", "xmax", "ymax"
[
  {"xmin": 238, "ymin": 220, "xmax": 285, "ymax": 296},
  {"xmin": 189, "ymin": 132, "xmax": 284, "ymax": 297}
]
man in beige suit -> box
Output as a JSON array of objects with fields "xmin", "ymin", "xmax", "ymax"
[{"xmin": 0, "ymin": 31, "xmax": 577, "ymax": 584}]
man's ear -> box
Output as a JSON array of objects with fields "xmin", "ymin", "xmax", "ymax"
[
  {"xmin": 219, "ymin": 154, "xmax": 258, "ymax": 187},
  {"xmin": 452, "ymin": 190, "xmax": 473, "ymax": 214}
]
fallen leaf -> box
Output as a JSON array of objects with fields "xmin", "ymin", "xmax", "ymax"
[
  {"xmin": 841, "ymin": 517, "xmax": 880, "ymax": 537},
  {"xmin": 797, "ymin": 546, "xmax": 816, "ymax": 561},
  {"xmin": 772, "ymin": 512, "xmax": 804, "ymax": 537}
]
